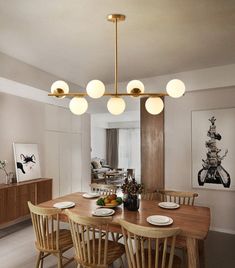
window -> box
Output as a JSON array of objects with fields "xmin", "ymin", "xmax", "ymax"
[{"xmin": 118, "ymin": 128, "xmax": 140, "ymax": 182}]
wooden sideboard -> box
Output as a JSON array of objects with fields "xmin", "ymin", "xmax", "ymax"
[{"xmin": 0, "ymin": 178, "xmax": 52, "ymax": 228}]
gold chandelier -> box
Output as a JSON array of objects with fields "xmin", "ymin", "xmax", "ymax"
[{"xmin": 49, "ymin": 14, "xmax": 185, "ymax": 115}]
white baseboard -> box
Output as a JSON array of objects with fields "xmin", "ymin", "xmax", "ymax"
[{"xmin": 210, "ymin": 226, "xmax": 235, "ymax": 234}]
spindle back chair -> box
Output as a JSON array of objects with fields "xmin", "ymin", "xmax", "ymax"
[{"xmin": 119, "ymin": 219, "xmax": 181, "ymax": 268}]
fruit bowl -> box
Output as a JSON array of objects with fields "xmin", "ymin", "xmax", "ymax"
[{"xmin": 96, "ymin": 195, "xmax": 123, "ymax": 208}]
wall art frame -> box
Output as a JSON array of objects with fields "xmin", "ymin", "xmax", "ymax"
[
  {"xmin": 13, "ymin": 143, "xmax": 41, "ymax": 182},
  {"xmin": 191, "ymin": 107, "xmax": 234, "ymax": 191}
]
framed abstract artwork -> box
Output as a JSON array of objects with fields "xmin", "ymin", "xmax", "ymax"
[
  {"xmin": 191, "ymin": 108, "xmax": 235, "ymax": 191},
  {"xmin": 13, "ymin": 143, "xmax": 41, "ymax": 182}
]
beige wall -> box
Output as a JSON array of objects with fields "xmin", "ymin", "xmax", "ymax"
[
  {"xmin": 0, "ymin": 92, "xmax": 45, "ymax": 179},
  {"xmin": 0, "ymin": 52, "xmax": 81, "ymax": 92},
  {"xmin": 0, "ymin": 92, "xmax": 91, "ymax": 196},
  {"xmin": 165, "ymin": 87, "xmax": 235, "ymax": 234}
]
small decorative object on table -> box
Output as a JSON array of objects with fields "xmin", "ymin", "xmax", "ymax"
[
  {"xmin": 96, "ymin": 194, "xmax": 123, "ymax": 208},
  {"xmin": 121, "ymin": 177, "xmax": 144, "ymax": 211},
  {"xmin": 0, "ymin": 160, "xmax": 10, "ymax": 184}
]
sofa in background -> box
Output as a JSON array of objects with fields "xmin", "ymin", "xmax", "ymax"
[
  {"xmin": 91, "ymin": 158, "xmax": 112, "ymax": 183},
  {"xmin": 91, "ymin": 157, "xmax": 112, "ymax": 174}
]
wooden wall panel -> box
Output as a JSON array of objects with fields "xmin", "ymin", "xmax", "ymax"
[{"xmin": 141, "ymin": 97, "xmax": 164, "ymax": 191}]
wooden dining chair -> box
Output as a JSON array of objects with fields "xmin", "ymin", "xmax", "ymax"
[
  {"xmin": 90, "ymin": 183, "xmax": 117, "ymax": 196},
  {"xmin": 90, "ymin": 183, "xmax": 121, "ymax": 242},
  {"xmin": 141, "ymin": 191, "xmax": 159, "ymax": 201},
  {"xmin": 28, "ymin": 201, "xmax": 74, "ymax": 268},
  {"xmin": 117, "ymin": 168, "xmax": 124, "ymax": 171},
  {"xmin": 119, "ymin": 219, "xmax": 181, "ymax": 268},
  {"xmin": 65, "ymin": 210, "xmax": 125, "ymax": 268},
  {"xmin": 159, "ymin": 190, "xmax": 198, "ymax": 205},
  {"xmin": 126, "ymin": 168, "xmax": 135, "ymax": 178},
  {"xmin": 158, "ymin": 190, "xmax": 199, "ymax": 265},
  {"xmin": 91, "ymin": 172, "xmax": 107, "ymax": 184}
]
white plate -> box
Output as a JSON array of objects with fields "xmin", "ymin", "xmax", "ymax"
[
  {"xmin": 158, "ymin": 202, "xmax": 180, "ymax": 209},
  {"xmin": 148, "ymin": 215, "xmax": 170, "ymax": 224},
  {"xmin": 53, "ymin": 201, "xmax": 75, "ymax": 209},
  {"xmin": 92, "ymin": 208, "xmax": 115, "ymax": 217},
  {"xmin": 147, "ymin": 215, "xmax": 173, "ymax": 226},
  {"xmin": 83, "ymin": 193, "xmax": 100, "ymax": 198}
]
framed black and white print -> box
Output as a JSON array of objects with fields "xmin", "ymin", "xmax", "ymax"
[
  {"xmin": 13, "ymin": 143, "xmax": 41, "ymax": 182},
  {"xmin": 191, "ymin": 108, "xmax": 235, "ymax": 191}
]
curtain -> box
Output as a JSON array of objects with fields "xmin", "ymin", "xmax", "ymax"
[
  {"xmin": 106, "ymin": 129, "xmax": 119, "ymax": 169},
  {"xmin": 118, "ymin": 128, "xmax": 141, "ymax": 182}
]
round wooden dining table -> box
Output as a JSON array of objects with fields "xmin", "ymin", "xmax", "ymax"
[{"xmin": 40, "ymin": 192, "xmax": 210, "ymax": 268}]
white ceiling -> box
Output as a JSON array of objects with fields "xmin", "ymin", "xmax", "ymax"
[{"xmin": 0, "ymin": 0, "xmax": 235, "ymax": 89}]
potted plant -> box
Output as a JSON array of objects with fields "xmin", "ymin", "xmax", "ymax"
[
  {"xmin": 0, "ymin": 160, "xmax": 10, "ymax": 184},
  {"xmin": 121, "ymin": 177, "xmax": 144, "ymax": 211}
]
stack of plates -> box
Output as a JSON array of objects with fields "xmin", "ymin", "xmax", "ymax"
[
  {"xmin": 53, "ymin": 201, "xmax": 75, "ymax": 209},
  {"xmin": 92, "ymin": 208, "xmax": 115, "ymax": 217},
  {"xmin": 82, "ymin": 193, "xmax": 100, "ymax": 198},
  {"xmin": 158, "ymin": 202, "xmax": 180, "ymax": 209},
  {"xmin": 147, "ymin": 215, "xmax": 173, "ymax": 226}
]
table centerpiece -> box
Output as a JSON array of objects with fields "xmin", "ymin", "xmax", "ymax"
[{"xmin": 121, "ymin": 177, "xmax": 144, "ymax": 211}]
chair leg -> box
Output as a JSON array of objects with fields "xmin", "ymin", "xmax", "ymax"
[
  {"xmin": 115, "ymin": 233, "xmax": 120, "ymax": 241},
  {"xmin": 120, "ymin": 255, "xmax": 124, "ymax": 268},
  {"xmin": 182, "ymin": 248, "xmax": 187, "ymax": 268},
  {"xmin": 57, "ymin": 252, "xmax": 63, "ymax": 268},
  {"xmin": 35, "ymin": 251, "xmax": 42, "ymax": 268},
  {"xmin": 111, "ymin": 232, "xmax": 115, "ymax": 241},
  {"xmin": 41, "ymin": 252, "xmax": 45, "ymax": 268},
  {"xmin": 111, "ymin": 232, "xmax": 122, "ymax": 242}
]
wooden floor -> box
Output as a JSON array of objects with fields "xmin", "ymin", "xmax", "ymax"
[{"xmin": 0, "ymin": 221, "xmax": 234, "ymax": 268}]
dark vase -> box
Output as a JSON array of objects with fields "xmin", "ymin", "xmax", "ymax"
[{"xmin": 125, "ymin": 194, "xmax": 140, "ymax": 211}]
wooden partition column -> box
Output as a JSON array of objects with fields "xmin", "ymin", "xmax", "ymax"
[{"xmin": 140, "ymin": 97, "xmax": 164, "ymax": 191}]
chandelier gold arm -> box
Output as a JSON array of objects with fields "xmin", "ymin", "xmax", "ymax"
[{"xmin": 48, "ymin": 92, "xmax": 168, "ymax": 97}]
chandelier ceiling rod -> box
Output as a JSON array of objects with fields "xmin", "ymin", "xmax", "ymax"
[
  {"xmin": 49, "ymin": 14, "xmax": 185, "ymax": 115},
  {"xmin": 114, "ymin": 16, "xmax": 118, "ymax": 95}
]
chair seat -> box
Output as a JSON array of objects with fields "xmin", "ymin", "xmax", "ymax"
[
  {"xmin": 77, "ymin": 239, "xmax": 125, "ymax": 266},
  {"xmin": 36, "ymin": 229, "xmax": 73, "ymax": 251},
  {"xmin": 135, "ymin": 249, "xmax": 181, "ymax": 268}
]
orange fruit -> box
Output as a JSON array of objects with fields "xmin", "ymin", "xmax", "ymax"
[
  {"xmin": 111, "ymin": 200, "xmax": 118, "ymax": 206},
  {"xmin": 109, "ymin": 194, "xmax": 117, "ymax": 200},
  {"xmin": 104, "ymin": 198, "xmax": 110, "ymax": 204}
]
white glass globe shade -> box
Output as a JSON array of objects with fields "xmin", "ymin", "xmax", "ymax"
[
  {"xmin": 145, "ymin": 97, "xmax": 164, "ymax": 115},
  {"xmin": 127, "ymin": 80, "xmax": 145, "ymax": 94},
  {"xmin": 107, "ymin": 97, "xmax": 126, "ymax": 115},
  {"xmin": 166, "ymin": 79, "xmax": 185, "ymax": 98},
  {"xmin": 86, "ymin": 80, "xmax": 105, "ymax": 98},
  {"xmin": 69, "ymin": 97, "xmax": 88, "ymax": 115},
  {"xmin": 51, "ymin": 80, "xmax": 69, "ymax": 99}
]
